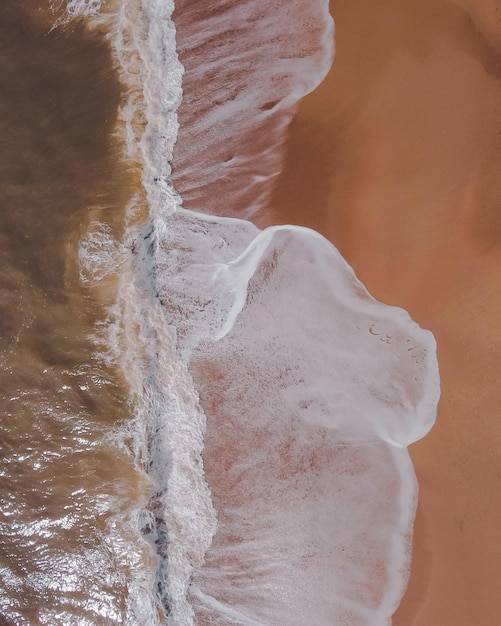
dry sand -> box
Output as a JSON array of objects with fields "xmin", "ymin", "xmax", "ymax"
[{"xmin": 269, "ymin": 0, "xmax": 501, "ymax": 623}]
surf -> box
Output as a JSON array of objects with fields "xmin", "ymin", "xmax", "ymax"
[{"xmin": 67, "ymin": 0, "xmax": 440, "ymax": 623}]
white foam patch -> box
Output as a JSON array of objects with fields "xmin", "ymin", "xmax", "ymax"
[
  {"xmin": 53, "ymin": 0, "xmax": 106, "ymax": 24},
  {"xmin": 109, "ymin": 0, "xmax": 184, "ymax": 218},
  {"xmin": 76, "ymin": 1, "xmax": 217, "ymax": 623},
  {"xmin": 156, "ymin": 209, "xmax": 439, "ymax": 624},
  {"xmin": 65, "ymin": 0, "xmax": 104, "ymax": 15},
  {"xmin": 171, "ymin": 0, "xmax": 334, "ymax": 218},
  {"xmin": 105, "ymin": 2, "xmax": 218, "ymax": 622},
  {"xmin": 78, "ymin": 222, "xmax": 124, "ymax": 284},
  {"xmin": 158, "ymin": 210, "xmax": 438, "ymax": 447}
]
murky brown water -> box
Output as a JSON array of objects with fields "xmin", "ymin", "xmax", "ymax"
[{"xmin": 0, "ymin": 3, "xmax": 150, "ymax": 623}]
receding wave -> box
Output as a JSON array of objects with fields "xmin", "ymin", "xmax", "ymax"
[
  {"xmin": 0, "ymin": 0, "xmax": 441, "ymax": 624},
  {"xmin": 171, "ymin": 0, "xmax": 334, "ymax": 219},
  {"xmin": 155, "ymin": 209, "xmax": 438, "ymax": 624},
  {"xmin": 83, "ymin": 0, "xmax": 439, "ymax": 622}
]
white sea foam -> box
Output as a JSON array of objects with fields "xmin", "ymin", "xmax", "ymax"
[
  {"xmin": 78, "ymin": 222, "xmax": 123, "ymax": 284},
  {"xmin": 104, "ymin": 219, "xmax": 217, "ymax": 624},
  {"xmin": 106, "ymin": 2, "xmax": 218, "ymax": 623},
  {"xmin": 65, "ymin": 0, "xmax": 104, "ymax": 16},
  {"xmin": 171, "ymin": 0, "xmax": 334, "ymax": 218},
  {"xmin": 156, "ymin": 209, "xmax": 439, "ymax": 624},
  {"xmin": 158, "ymin": 210, "xmax": 437, "ymax": 448},
  {"xmin": 51, "ymin": 0, "xmax": 107, "ymax": 26},
  {"xmin": 76, "ymin": 0, "xmax": 216, "ymax": 623}
]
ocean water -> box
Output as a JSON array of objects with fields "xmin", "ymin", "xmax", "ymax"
[{"xmin": 1, "ymin": 1, "xmax": 440, "ymax": 625}]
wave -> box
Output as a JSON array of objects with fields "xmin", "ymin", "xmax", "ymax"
[
  {"xmin": 156, "ymin": 209, "xmax": 438, "ymax": 625},
  {"xmin": 73, "ymin": 0, "xmax": 440, "ymax": 623},
  {"xmin": 171, "ymin": 0, "xmax": 334, "ymax": 219},
  {"xmin": 75, "ymin": 1, "xmax": 216, "ymax": 622}
]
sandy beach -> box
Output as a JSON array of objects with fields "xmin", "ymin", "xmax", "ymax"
[{"xmin": 269, "ymin": 0, "xmax": 501, "ymax": 623}]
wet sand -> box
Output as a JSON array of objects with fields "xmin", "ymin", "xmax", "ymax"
[{"xmin": 270, "ymin": 0, "xmax": 501, "ymax": 623}]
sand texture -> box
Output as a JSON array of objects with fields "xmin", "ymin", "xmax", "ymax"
[{"xmin": 269, "ymin": 0, "xmax": 501, "ymax": 623}]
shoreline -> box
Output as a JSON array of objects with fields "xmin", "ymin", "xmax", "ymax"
[{"xmin": 269, "ymin": 0, "xmax": 501, "ymax": 623}]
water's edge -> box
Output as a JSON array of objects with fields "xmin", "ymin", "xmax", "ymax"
[{"xmin": 70, "ymin": 1, "xmax": 439, "ymax": 624}]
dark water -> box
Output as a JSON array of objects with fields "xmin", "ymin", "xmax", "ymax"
[{"xmin": 0, "ymin": 3, "xmax": 146, "ymax": 623}]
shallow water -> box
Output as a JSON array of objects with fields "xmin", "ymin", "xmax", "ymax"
[
  {"xmin": 1, "ymin": 1, "xmax": 440, "ymax": 624},
  {"xmin": 0, "ymin": 2, "xmax": 156, "ymax": 623},
  {"xmin": 157, "ymin": 209, "xmax": 438, "ymax": 624}
]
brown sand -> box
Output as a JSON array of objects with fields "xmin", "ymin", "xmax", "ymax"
[{"xmin": 270, "ymin": 0, "xmax": 501, "ymax": 623}]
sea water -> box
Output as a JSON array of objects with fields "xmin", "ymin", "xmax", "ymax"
[
  {"xmin": 1, "ymin": 1, "xmax": 440, "ymax": 624},
  {"xmin": 0, "ymin": 2, "xmax": 153, "ymax": 623}
]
